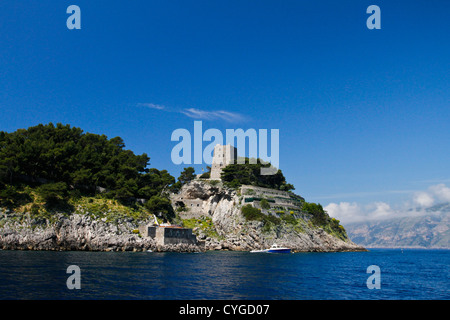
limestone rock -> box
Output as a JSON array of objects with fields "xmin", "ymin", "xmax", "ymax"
[
  {"xmin": 0, "ymin": 180, "xmax": 365, "ymax": 252},
  {"xmin": 174, "ymin": 181, "xmax": 366, "ymax": 252},
  {"xmin": 0, "ymin": 212, "xmax": 204, "ymax": 252}
]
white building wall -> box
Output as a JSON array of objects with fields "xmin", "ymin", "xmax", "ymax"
[{"xmin": 210, "ymin": 144, "xmax": 237, "ymax": 180}]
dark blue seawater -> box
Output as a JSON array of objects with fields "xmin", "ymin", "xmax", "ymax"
[{"xmin": 0, "ymin": 249, "xmax": 448, "ymax": 300}]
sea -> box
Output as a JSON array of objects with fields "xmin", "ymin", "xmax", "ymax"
[{"xmin": 0, "ymin": 249, "xmax": 448, "ymax": 300}]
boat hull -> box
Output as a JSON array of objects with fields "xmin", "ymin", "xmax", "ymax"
[
  {"xmin": 267, "ymin": 248, "xmax": 291, "ymax": 253},
  {"xmin": 251, "ymin": 248, "xmax": 291, "ymax": 253}
]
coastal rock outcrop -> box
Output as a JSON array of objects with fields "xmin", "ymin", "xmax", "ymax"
[
  {"xmin": 0, "ymin": 180, "xmax": 365, "ymax": 252},
  {"xmin": 173, "ymin": 181, "xmax": 365, "ymax": 252},
  {"xmin": 0, "ymin": 211, "xmax": 203, "ymax": 252}
]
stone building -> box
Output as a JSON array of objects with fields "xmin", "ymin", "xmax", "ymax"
[
  {"xmin": 241, "ymin": 185, "xmax": 304, "ymax": 211},
  {"xmin": 173, "ymin": 197, "xmax": 204, "ymax": 219},
  {"xmin": 210, "ymin": 144, "xmax": 237, "ymax": 180},
  {"xmin": 139, "ymin": 225, "xmax": 198, "ymax": 246}
]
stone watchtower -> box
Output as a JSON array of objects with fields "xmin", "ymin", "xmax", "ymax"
[{"xmin": 210, "ymin": 144, "xmax": 238, "ymax": 180}]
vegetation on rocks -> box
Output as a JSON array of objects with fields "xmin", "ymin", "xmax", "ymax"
[
  {"xmin": 240, "ymin": 200, "xmax": 348, "ymax": 240},
  {"xmin": 220, "ymin": 157, "xmax": 295, "ymax": 191},
  {"xmin": 241, "ymin": 204, "xmax": 281, "ymax": 232},
  {"xmin": 0, "ymin": 123, "xmax": 181, "ymax": 222},
  {"xmin": 302, "ymin": 202, "xmax": 348, "ymax": 240},
  {"xmin": 182, "ymin": 216, "xmax": 222, "ymax": 240},
  {"xmin": 0, "ymin": 123, "xmax": 359, "ymax": 252}
]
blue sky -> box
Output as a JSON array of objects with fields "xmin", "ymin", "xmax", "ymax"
[{"xmin": 0, "ymin": 1, "xmax": 449, "ymax": 221}]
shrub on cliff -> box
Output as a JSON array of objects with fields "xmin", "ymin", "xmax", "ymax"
[
  {"xmin": 0, "ymin": 185, "xmax": 31, "ymax": 208},
  {"xmin": 280, "ymin": 213, "xmax": 297, "ymax": 225},
  {"xmin": 241, "ymin": 204, "xmax": 263, "ymax": 221},
  {"xmin": 36, "ymin": 182, "xmax": 69, "ymax": 204},
  {"xmin": 303, "ymin": 202, "xmax": 328, "ymax": 226},
  {"xmin": 199, "ymin": 172, "xmax": 210, "ymax": 179},
  {"xmin": 178, "ymin": 167, "xmax": 196, "ymax": 185},
  {"xmin": 144, "ymin": 195, "xmax": 175, "ymax": 221},
  {"xmin": 221, "ymin": 157, "xmax": 294, "ymax": 191},
  {"xmin": 302, "ymin": 201, "xmax": 348, "ymax": 240},
  {"xmin": 260, "ymin": 199, "xmax": 270, "ymax": 209},
  {"xmin": 241, "ymin": 204, "xmax": 281, "ymax": 230}
]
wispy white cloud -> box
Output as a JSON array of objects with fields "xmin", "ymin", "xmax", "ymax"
[
  {"xmin": 180, "ymin": 108, "xmax": 245, "ymax": 122},
  {"xmin": 137, "ymin": 103, "xmax": 166, "ymax": 110},
  {"xmin": 138, "ymin": 103, "xmax": 246, "ymax": 122}
]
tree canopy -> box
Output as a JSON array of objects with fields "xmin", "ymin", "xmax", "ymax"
[
  {"xmin": 0, "ymin": 123, "xmax": 174, "ymax": 203},
  {"xmin": 177, "ymin": 167, "xmax": 196, "ymax": 185},
  {"xmin": 220, "ymin": 157, "xmax": 295, "ymax": 191}
]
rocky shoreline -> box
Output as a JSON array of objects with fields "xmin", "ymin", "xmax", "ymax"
[
  {"xmin": 0, "ymin": 213, "xmax": 204, "ymax": 253},
  {"xmin": 175, "ymin": 181, "xmax": 366, "ymax": 253},
  {"xmin": 198, "ymin": 220, "xmax": 367, "ymax": 253},
  {"xmin": 0, "ymin": 211, "xmax": 366, "ymax": 253},
  {"xmin": 0, "ymin": 182, "xmax": 366, "ymax": 253}
]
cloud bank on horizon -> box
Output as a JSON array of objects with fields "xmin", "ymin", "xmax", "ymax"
[{"xmin": 325, "ymin": 183, "xmax": 450, "ymax": 224}]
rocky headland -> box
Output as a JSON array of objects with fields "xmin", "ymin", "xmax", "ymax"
[
  {"xmin": 0, "ymin": 211, "xmax": 202, "ymax": 252},
  {"xmin": 172, "ymin": 180, "xmax": 365, "ymax": 252},
  {"xmin": 0, "ymin": 180, "xmax": 365, "ymax": 253}
]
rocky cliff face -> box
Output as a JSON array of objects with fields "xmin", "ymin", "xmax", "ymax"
[
  {"xmin": 0, "ymin": 180, "xmax": 365, "ymax": 252},
  {"xmin": 173, "ymin": 181, "xmax": 365, "ymax": 252},
  {"xmin": 0, "ymin": 211, "xmax": 202, "ymax": 252}
]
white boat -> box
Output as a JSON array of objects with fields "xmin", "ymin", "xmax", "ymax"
[{"xmin": 251, "ymin": 243, "xmax": 291, "ymax": 253}]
